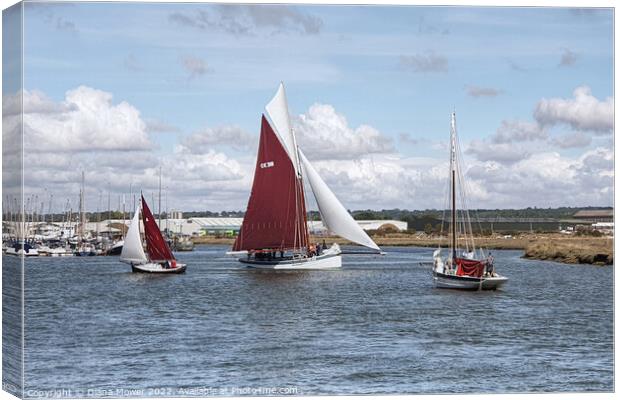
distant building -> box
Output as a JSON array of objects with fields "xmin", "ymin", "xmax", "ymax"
[
  {"xmin": 307, "ymin": 220, "xmax": 407, "ymax": 235},
  {"xmin": 592, "ymin": 222, "xmax": 614, "ymax": 235},
  {"xmin": 89, "ymin": 217, "xmax": 408, "ymax": 237},
  {"xmin": 573, "ymin": 209, "xmax": 613, "ymax": 223},
  {"xmin": 169, "ymin": 210, "xmax": 183, "ymax": 220},
  {"xmin": 189, "ymin": 217, "xmax": 243, "ymax": 235}
]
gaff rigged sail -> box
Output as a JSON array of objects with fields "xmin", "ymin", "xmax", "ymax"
[
  {"xmin": 232, "ymin": 116, "xmax": 308, "ymax": 252},
  {"xmin": 141, "ymin": 195, "xmax": 175, "ymax": 262}
]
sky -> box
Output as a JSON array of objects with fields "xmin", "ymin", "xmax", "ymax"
[{"xmin": 2, "ymin": 2, "xmax": 614, "ymax": 213}]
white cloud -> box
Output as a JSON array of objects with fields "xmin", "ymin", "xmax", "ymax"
[
  {"xmin": 144, "ymin": 118, "xmax": 181, "ymax": 133},
  {"xmin": 463, "ymin": 149, "xmax": 613, "ymax": 208},
  {"xmin": 181, "ymin": 125, "xmax": 256, "ymax": 152},
  {"xmin": 303, "ymin": 155, "xmax": 447, "ymax": 210},
  {"xmin": 534, "ymin": 86, "xmax": 613, "ymax": 133},
  {"xmin": 3, "ymin": 89, "xmax": 75, "ymax": 117},
  {"xmin": 399, "ymin": 132, "xmax": 420, "ymax": 146},
  {"xmin": 550, "ymin": 131, "xmax": 592, "ymax": 149},
  {"xmin": 491, "ymin": 120, "xmax": 547, "ymax": 143},
  {"xmin": 21, "ymin": 86, "xmax": 153, "ymax": 153},
  {"xmin": 294, "ymin": 103, "xmax": 394, "ymax": 160},
  {"xmin": 7, "ymin": 84, "xmax": 613, "ymax": 212},
  {"xmin": 5, "ymin": 86, "xmax": 248, "ymax": 213},
  {"xmin": 466, "ymin": 140, "xmax": 531, "ymax": 165}
]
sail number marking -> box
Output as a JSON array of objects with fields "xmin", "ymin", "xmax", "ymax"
[{"xmin": 260, "ymin": 161, "xmax": 275, "ymax": 169}]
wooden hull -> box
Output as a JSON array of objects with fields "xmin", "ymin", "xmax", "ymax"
[
  {"xmin": 240, "ymin": 252, "xmax": 342, "ymax": 270},
  {"xmin": 433, "ymin": 271, "xmax": 507, "ymax": 291},
  {"xmin": 131, "ymin": 263, "xmax": 187, "ymax": 274}
]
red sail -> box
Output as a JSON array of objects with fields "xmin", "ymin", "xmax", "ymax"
[
  {"xmin": 141, "ymin": 195, "xmax": 175, "ymax": 261},
  {"xmin": 455, "ymin": 257, "xmax": 485, "ymax": 277},
  {"xmin": 233, "ymin": 115, "xmax": 308, "ymax": 252}
]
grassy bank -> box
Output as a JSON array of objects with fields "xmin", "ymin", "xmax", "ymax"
[
  {"xmin": 192, "ymin": 233, "xmax": 613, "ymax": 265},
  {"xmin": 523, "ymin": 238, "xmax": 613, "ymax": 265}
]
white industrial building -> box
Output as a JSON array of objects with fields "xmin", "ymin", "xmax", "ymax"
[
  {"xmin": 308, "ymin": 219, "xmax": 407, "ymax": 235},
  {"xmin": 38, "ymin": 218, "xmax": 407, "ymax": 238}
]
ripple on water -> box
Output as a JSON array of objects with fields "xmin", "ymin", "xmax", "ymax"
[{"xmin": 21, "ymin": 245, "xmax": 612, "ymax": 395}]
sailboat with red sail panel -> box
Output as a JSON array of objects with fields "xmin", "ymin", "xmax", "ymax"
[
  {"xmin": 119, "ymin": 195, "xmax": 186, "ymax": 274},
  {"xmin": 432, "ymin": 112, "xmax": 506, "ymax": 290},
  {"xmin": 228, "ymin": 83, "xmax": 381, "ymax": 269}
]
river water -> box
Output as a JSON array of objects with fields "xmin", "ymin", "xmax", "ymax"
[{"xmin": 17, "ymin": 245, "xmax": 613, "ymax": 396}]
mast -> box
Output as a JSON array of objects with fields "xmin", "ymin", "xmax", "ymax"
[
  {"xmin": 158, "ymin": 166, "xmax": 162, "ymax": 229},
  {"xmin": 165, "ymin": 185, "xmax": 169, "ymax": 233},
  {"xmin": 265, "ymin": 82, "xmax": 309, "ymax": 253},
  {"xmin": 107, "ymin": 181, "xmax": 111, "ymax": 229},
  {"xmin": 233, "ymin": 115, "xmax": 307, "ymax": 253},
  {"xmin": 450, "ymin": 112, "xmax": 457, "ymax": 261},
  {"xmin": 97, "ymin": 190, "xmax": 101, "ymax": 237},
  {"xmin": 292, "ymin": 127, "xmax": 308, "ymax": 253},
  {"xmin": 49, "ymin": 193, "xmax": 53, "ymax": 224},
  {"xmin": 122, "ymin": 194, "xmax": 126, "ymax": 240},
  {"xmin": 79, "ymin": 171, "xmax": 85, "ymax": 243},
  {"xmin": 141, "ymin": 195, "xmax": 175, "ymax": 261}
]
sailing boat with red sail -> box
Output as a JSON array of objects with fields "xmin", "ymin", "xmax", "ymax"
[
  {"xmin": 228, "ymin": 83, "xmax": 381, "ymax": 269},
  {"xmin": 119, "ymin": 195, "xmax": 186, "ymax": 274},
  {"xmin": 432, "ymin": 112, "xmax": 506, "ymax": 290}
]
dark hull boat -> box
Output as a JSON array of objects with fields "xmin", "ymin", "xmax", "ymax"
[{"xmin": 106, "ymin": 240, "xmax": 123, "ymax": 255}]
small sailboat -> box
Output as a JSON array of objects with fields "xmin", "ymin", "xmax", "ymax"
[
  {"xmin": 432, "ymin": 112, "xmax": 507, "ymax": 290},
  {"xmin": 120, "ymin": 195, "xmax": 186, "ymax": 274},
  {"xmin": 228, "ymin": 83, "xmax": 381, "ymax": 269}
]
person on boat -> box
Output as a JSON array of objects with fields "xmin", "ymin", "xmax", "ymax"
[
  {"xmin": 316, "ymin": 242, "xmax": 322, "ymax": 255},
  {"xmin": 445, "ymin": 258, "xmax": 453, "ymax": 274},
  {"xmin": 486, "ymin": 253, "xmax": 495, "ymax": 277}
]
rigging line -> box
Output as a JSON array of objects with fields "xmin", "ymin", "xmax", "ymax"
[
  {"xmin": 440, "ymin": 160, "xmax": 450, "ymax": 246},
  {"xmin": 456, "ymin": 136, "xmax": 475, "ymax": 255},
  {"xmin": 452, "ymin": 114, "xmax": 475, "ymax": 257},
  {"xmin": 455, "ymin": 128, "xmax": 483, "ymax": 258}
]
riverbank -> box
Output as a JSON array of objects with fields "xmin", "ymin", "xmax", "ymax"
[
  {"xmin": 523, "ymin": 239, "xmax": 613, "ymax": 265},
  {"xmin": 192, "ymin": 233, "xmax": 613, "ymax": 265}
]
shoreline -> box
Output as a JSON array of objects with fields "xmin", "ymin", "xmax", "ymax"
[{"xmin": 193, "ymin": 234, "xmax": 613, "ymax": 266}]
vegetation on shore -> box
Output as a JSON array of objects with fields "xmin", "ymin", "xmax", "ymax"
[
  {"xmin": 193, "ymin": 232, "xmax": 613, "ymax": 266},
  {"xmin": 523, "ymin": 239, "xmax": 613, "ymax": 265}
]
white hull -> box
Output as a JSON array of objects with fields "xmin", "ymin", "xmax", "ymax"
[
  {"xmin": 433, "ymin": 271, "xmax": 507, "ymax": 291},
  {"xmin": 131, "ymin": 262, "xmax": 187, "ymax": 274},
  {"xmin": 241, "ymin": 252, "xmax": 342, "ymax": 270},
  {"xmin": 5, "ymin": 248, "xmax": 39, "ymax": 257}
]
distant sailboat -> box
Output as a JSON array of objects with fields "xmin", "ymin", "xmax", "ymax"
[
  {"xmin": 432, "ymin": 112, "xmax": 507, "ymax": 290},
  {"xmin": 228, "ymin": 83, "xmax": 381, "ymax": 269},
  {"xmin": 120, "ymin": 195, "xmax": 186, "ymax": 273}
]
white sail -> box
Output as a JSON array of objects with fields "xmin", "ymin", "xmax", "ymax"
[
  {"xmin": 299, "ymin": 149, "xmax": 380, "ymax": 252},
  {"xmin": 120, "ymin": 206, "xmax": 147, "ymax": 264},
  {"xmin": 265, "ymin": 82, "xmax": 300, "ymax": 175}
]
